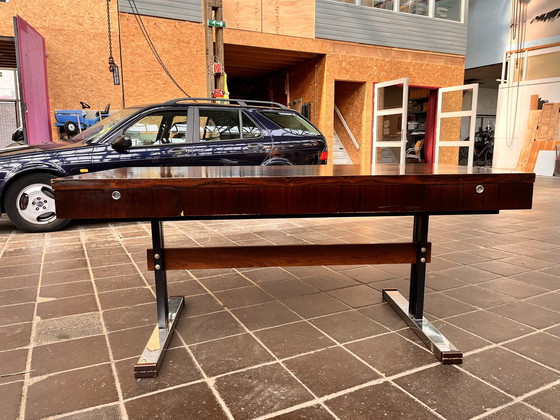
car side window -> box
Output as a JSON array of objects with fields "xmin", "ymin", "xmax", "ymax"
[
  {"xmin": 124, "ymin": 112, "xmax": 188, "ymax": 147},
  {"xmin": 169, "ymin": 115, "xmax": 188, "ymax": 143},
  {"xmin": 124, "ymin": 114, "xmax": 164, "ymax": 147},
  {"xmin": 198, "ymin": 109, "xmax": 261, "ymax": 141},
  {"xmin": 242, "ymin": 113, "xmax": 261, "ymax": 139}
]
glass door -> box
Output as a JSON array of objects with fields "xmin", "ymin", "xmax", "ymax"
[
  {"xmin": 434, "ymin": 84, "xmax": 478, "ymax": 167},
  {"xmin": 372, "ymin": 78, "xmax": 409, "ymax": 164}
]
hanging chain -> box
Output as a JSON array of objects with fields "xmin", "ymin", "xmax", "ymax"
[{"xmin": 106, "ymin": 0, "xmax": 116, "ymax": 71}]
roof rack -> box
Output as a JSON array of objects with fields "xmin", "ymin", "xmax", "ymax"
[{"xmin": 163, "ymin": 97, "xmax": 289, "ymax": 110}]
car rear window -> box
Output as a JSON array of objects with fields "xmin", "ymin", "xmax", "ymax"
[{"xmin": 260, "ymin": 111, "xmax": 321, "ymax": 136}]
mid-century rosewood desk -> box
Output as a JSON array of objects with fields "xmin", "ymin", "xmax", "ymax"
[{"xmin": 52, "ymin": 164, "xmax": 535, "ymax": 378}]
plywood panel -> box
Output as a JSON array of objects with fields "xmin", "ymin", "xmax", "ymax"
[
  {"xmin": 223, "ymin": 0, "xmax": 262, "ymax": 32},
  {"xmin": 262, "ymin": 0, "xmax": 315, "ymax": 39}
]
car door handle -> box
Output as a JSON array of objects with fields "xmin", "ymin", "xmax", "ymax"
[
  {"xmin": 169, "ymin": 147, "xmax": 188, "ymax": 156},
  {"xmin": 247, "ymin": 143, "xmax": 264, "ymax": 151}
]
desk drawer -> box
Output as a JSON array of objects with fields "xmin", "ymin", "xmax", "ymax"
[{"xmin": 426, "ymin": 182, "xmax": 534, "ymax": 212}]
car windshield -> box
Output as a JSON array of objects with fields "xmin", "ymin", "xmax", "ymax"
[{"xmin": 72, "ymin": 107, "xmax": 142, "ymax": 144}]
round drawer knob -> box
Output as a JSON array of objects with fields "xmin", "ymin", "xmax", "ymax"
[
  {"xmin": 112, "ymin": 191, "xmax": 121, "ymax": 200},
  {"xmin": 475, "ymin": 185, "xmax": 485, "ymax": 194}
]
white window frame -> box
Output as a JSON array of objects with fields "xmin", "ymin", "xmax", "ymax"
[{"xmin": 372, "ymin": 78, "xmax": 409, "ymax": 164}]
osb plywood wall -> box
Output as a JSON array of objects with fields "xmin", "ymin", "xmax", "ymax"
[
  {"xmin": 118, "ymin": 13, "xmax": 207, "ymax": 105},
  {"xmin": 324, "ymin": 44, "xmax": 465, "ymax": 164},
  {"xmin": 0, "ymin": 0, "xmax": 124, "ymax": 116},
  {"xmin": 223, "ymin": 0, "xmax": 314, "ymax": 39}
]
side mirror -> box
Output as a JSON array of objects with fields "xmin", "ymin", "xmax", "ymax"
[{"xmin": 111, "ymin": 135, "xmax": 132, "ymax": 152}]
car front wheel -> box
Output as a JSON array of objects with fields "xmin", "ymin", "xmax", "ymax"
[{"xmin": 5, "ymin": 173, "xmax": 70, "ymax": 233}]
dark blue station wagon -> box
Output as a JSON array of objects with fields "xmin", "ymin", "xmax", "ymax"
[{"xmin": 0, "ymin": 98, "xmax": 328, "ymax": 232}]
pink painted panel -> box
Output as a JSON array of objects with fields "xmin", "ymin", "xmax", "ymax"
[{"xmin": 15, "ymin": 16, "xmax": 52, "ymax": 144}]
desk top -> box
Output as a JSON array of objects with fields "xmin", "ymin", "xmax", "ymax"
[{"xmin": 53, "ymin": 164, "xmax": 535, "ymax": 219}]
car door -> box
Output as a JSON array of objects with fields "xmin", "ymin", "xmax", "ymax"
[
  {"xmin": 188, "ymin": 107, "xmax": 270, "ymax": 166},
  {"xmin": 88, "ymin": 108, "xmax": 195, "ymax": 171}
]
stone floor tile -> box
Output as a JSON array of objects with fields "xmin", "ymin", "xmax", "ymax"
[
  {"xmin": 334, "ymin": 265, "xmax": 396, "ymax": 284},
  {"xmin": 97, "ymin": 287, "xmax": 154, "ymax": 310},
  {"xmin": 284, "ymin": 347, "xmax": 380, "ymax": 396},
  {"xmin": 124, "ymin": 382, "xmax": 227, "ymax": 419},
  {"xmin": 359, "ymin": 303, "xmax": 408, "ymax": 331},
  {"xmin": 310, "ymin": 310, "xmax": 388, "ymax": 343},
  {"xmin": 179, "ymin": 293, "xmax": 223, "ymax": 318},
  {"xmin": 423, "ymin": 292, "xmax": 477, "ymax": 318},
  {"xmin": 231, "ymin": 301, "xmax": 301, "ymax": 331},
  {"xmin": 175, "ymin": 311, "xmax": 245, "ymax": 345},
  {"xmin": 0, "ymin": 274, "xmax": 39, "ymax": 292},
  {"xmin": 504, "ymin": 333, "xmax": 560, "ymax": 370},
  {"xmin": 0, "ymin": 287, "xmax": 37, "ymax": 306},
  {"xmin": 255, "ymin": 321, "xmax": 335, "ymax": 359},
  {"xmin": 267, "ymin": 404, "xmax": 335, "ymax": 419},
  {"xmin": 480, "ymin": 278, "xmax": 549, "ymax": 299},
  {"xmin": 31, "ymin": 335, "xmax": 110, "ymax": 377},
  {"xmin": 260, "ymin": 279, "xmax": 319, "ymax": 300},
  {"xmin": 214, "ymin": 364, "xmax": 313, "ymax": 419},
  {"xmin": 55, "ymin": 404, "xmax": 123, "ymax": 420},
  {"xmin": 36, "ymin": 294, "xmax": 98, "ymax": 319},
  {"xmin": 438, "ymin": 265, "xmax": 501, "ymax": 284},
  {"xmin": 102, "ymin": 303, "xmax": 156, "ymax": 332},
  {"xmin": 526, "ymin": 292, "xmax": 560, "ymax": 312},
  {"xmin": 39, "ymin": 281, "xmax": 94, "ymax": 299},
  {"xmin": 326, "ymin": 382, "xmax": 440, "ymax": 419},
  {"xmin": 0, "ymin": 303, "xmax": 35, "ymax": 326},
  {"xmin": 525, "ymin": 384, "xmax": 560, "ymax": 419},
  {"xmin": 489, "ymin": 301, "xmax": 560, "ymax": 329},
  {"xmin": 510, "ymin": 271, "xmax": 560, "ymax": 290},
  {"xmin": 442, "ymin": 285, "xmax": 515, "ymax": 309},
  {"xmin": 34, "ymin": 312, "xmax": 103, "ymax": 346},
  {"xmin": 461, "ymin": 347, "xmax": 558, "ymax": 396},
  {"xmin": 117, "ymin": 348, "xmax": 202, "ymax": 399},
  {"xmin": 327, "ymin": 284, "xmax": 382, "ymax": 308},
  {"xmin": 93, "ymin": 273, "xmax": 147, "ymax": 292},
  {"xmin": 447, "ymin": 310, "xmax": 534, "ymax": 343},
  {"xmin": 481, "ymin": 403, "xmax": 550, "ymax": 419},
  {"xmin": 213, "ymin": 285, "xmax": 275, "ymax": 308},
  {"xmin": 0, "ymin": 322, "xmax": 32, "ymax": 352},
  {"xmin": 394, "ymin": 365, "xmax": 512, "ymax": 420},
  {"xmin": 242, "ymin": 267, "xmax": 296, "ymax": 284},
  {"xmin": 0, "ymin": 348, "xmax": 27, "ymax": 386},
  {"xmin": 282, "ymin": 293, "xmax": 350, "ymax": 318},
  {"xmin": 41, "ymin": 268, "xmax": 91, "ymax": 285},
  {"xmin": 0, "ymin": 381, "xmax": 23, "ymax": 420},
  {"xmin": 345, "ymin": 333, "xmax": 435, "ymax": 376},
  {"xmin": 190, "ymin": 333, "xmax": 273, "ymax": 377},
  {"xmin": 107, "ymin": 324, "xmax": 155, "ymax": 360},
  {"xmin": 197, "ymin": 272, "xmax": 252, "ymax": 291},
  {"xmin": 25, "ymin": 364, "xmax": 118, "ymax": 419}
]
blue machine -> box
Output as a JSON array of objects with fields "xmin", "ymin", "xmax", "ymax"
[{"xmin": 54, "ymin": 102, "xmax": 110, "ymax": 136}]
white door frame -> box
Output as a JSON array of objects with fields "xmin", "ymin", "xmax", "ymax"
[
  {"xmin": 434, "ymin": 84, "xmax": 479, "ymax": 167},
  {"xmin": 372, "ymin": 78, "xmax": 409, "ymax": 164}
]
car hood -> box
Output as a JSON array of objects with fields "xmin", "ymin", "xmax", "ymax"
[{"xmin": 0, "ymin": 142, "xmax": 89, "ymax": 160}]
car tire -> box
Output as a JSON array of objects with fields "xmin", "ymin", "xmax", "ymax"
[
  {"xmin": 64, "ymin": 121, "xmax": 78, "ymax": 136},
  {"xmin": 5, "ymin": 173, "xmax": 70, "ymax": 233}
]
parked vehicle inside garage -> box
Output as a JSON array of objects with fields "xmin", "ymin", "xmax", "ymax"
[{"xmin": 0, "ymin": 98, "xmax": 328, "ymax": 232}]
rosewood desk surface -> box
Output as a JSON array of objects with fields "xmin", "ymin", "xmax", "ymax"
[{"xmin": 52, "ymin": 164, "xmax": 535, "ymax": 220}]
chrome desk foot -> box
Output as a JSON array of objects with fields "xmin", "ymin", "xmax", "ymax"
[
  {"xmin": 134, "ymin": 296, "xmax": 185, "ymax": 378},
  {"xmin": 383, "ymin": 289, "xmax": 462, "ymax": 364}
]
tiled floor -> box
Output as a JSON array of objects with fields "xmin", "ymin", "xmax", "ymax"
[{"xmin": 0, "ymin": 176, "xmax": 559, "ymax": 420}]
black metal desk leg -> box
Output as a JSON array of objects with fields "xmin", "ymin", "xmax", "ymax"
[
  {"xmin": 383, "ymin": 214, "xmax": 462, "ymax": 364},
  {"xmin": 134, "ymin": 221, "xmax": 185, "ymax": 378},
  {"xmin": 409, "ymin": 214, "xmax": 429, "ymax": 319}
]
